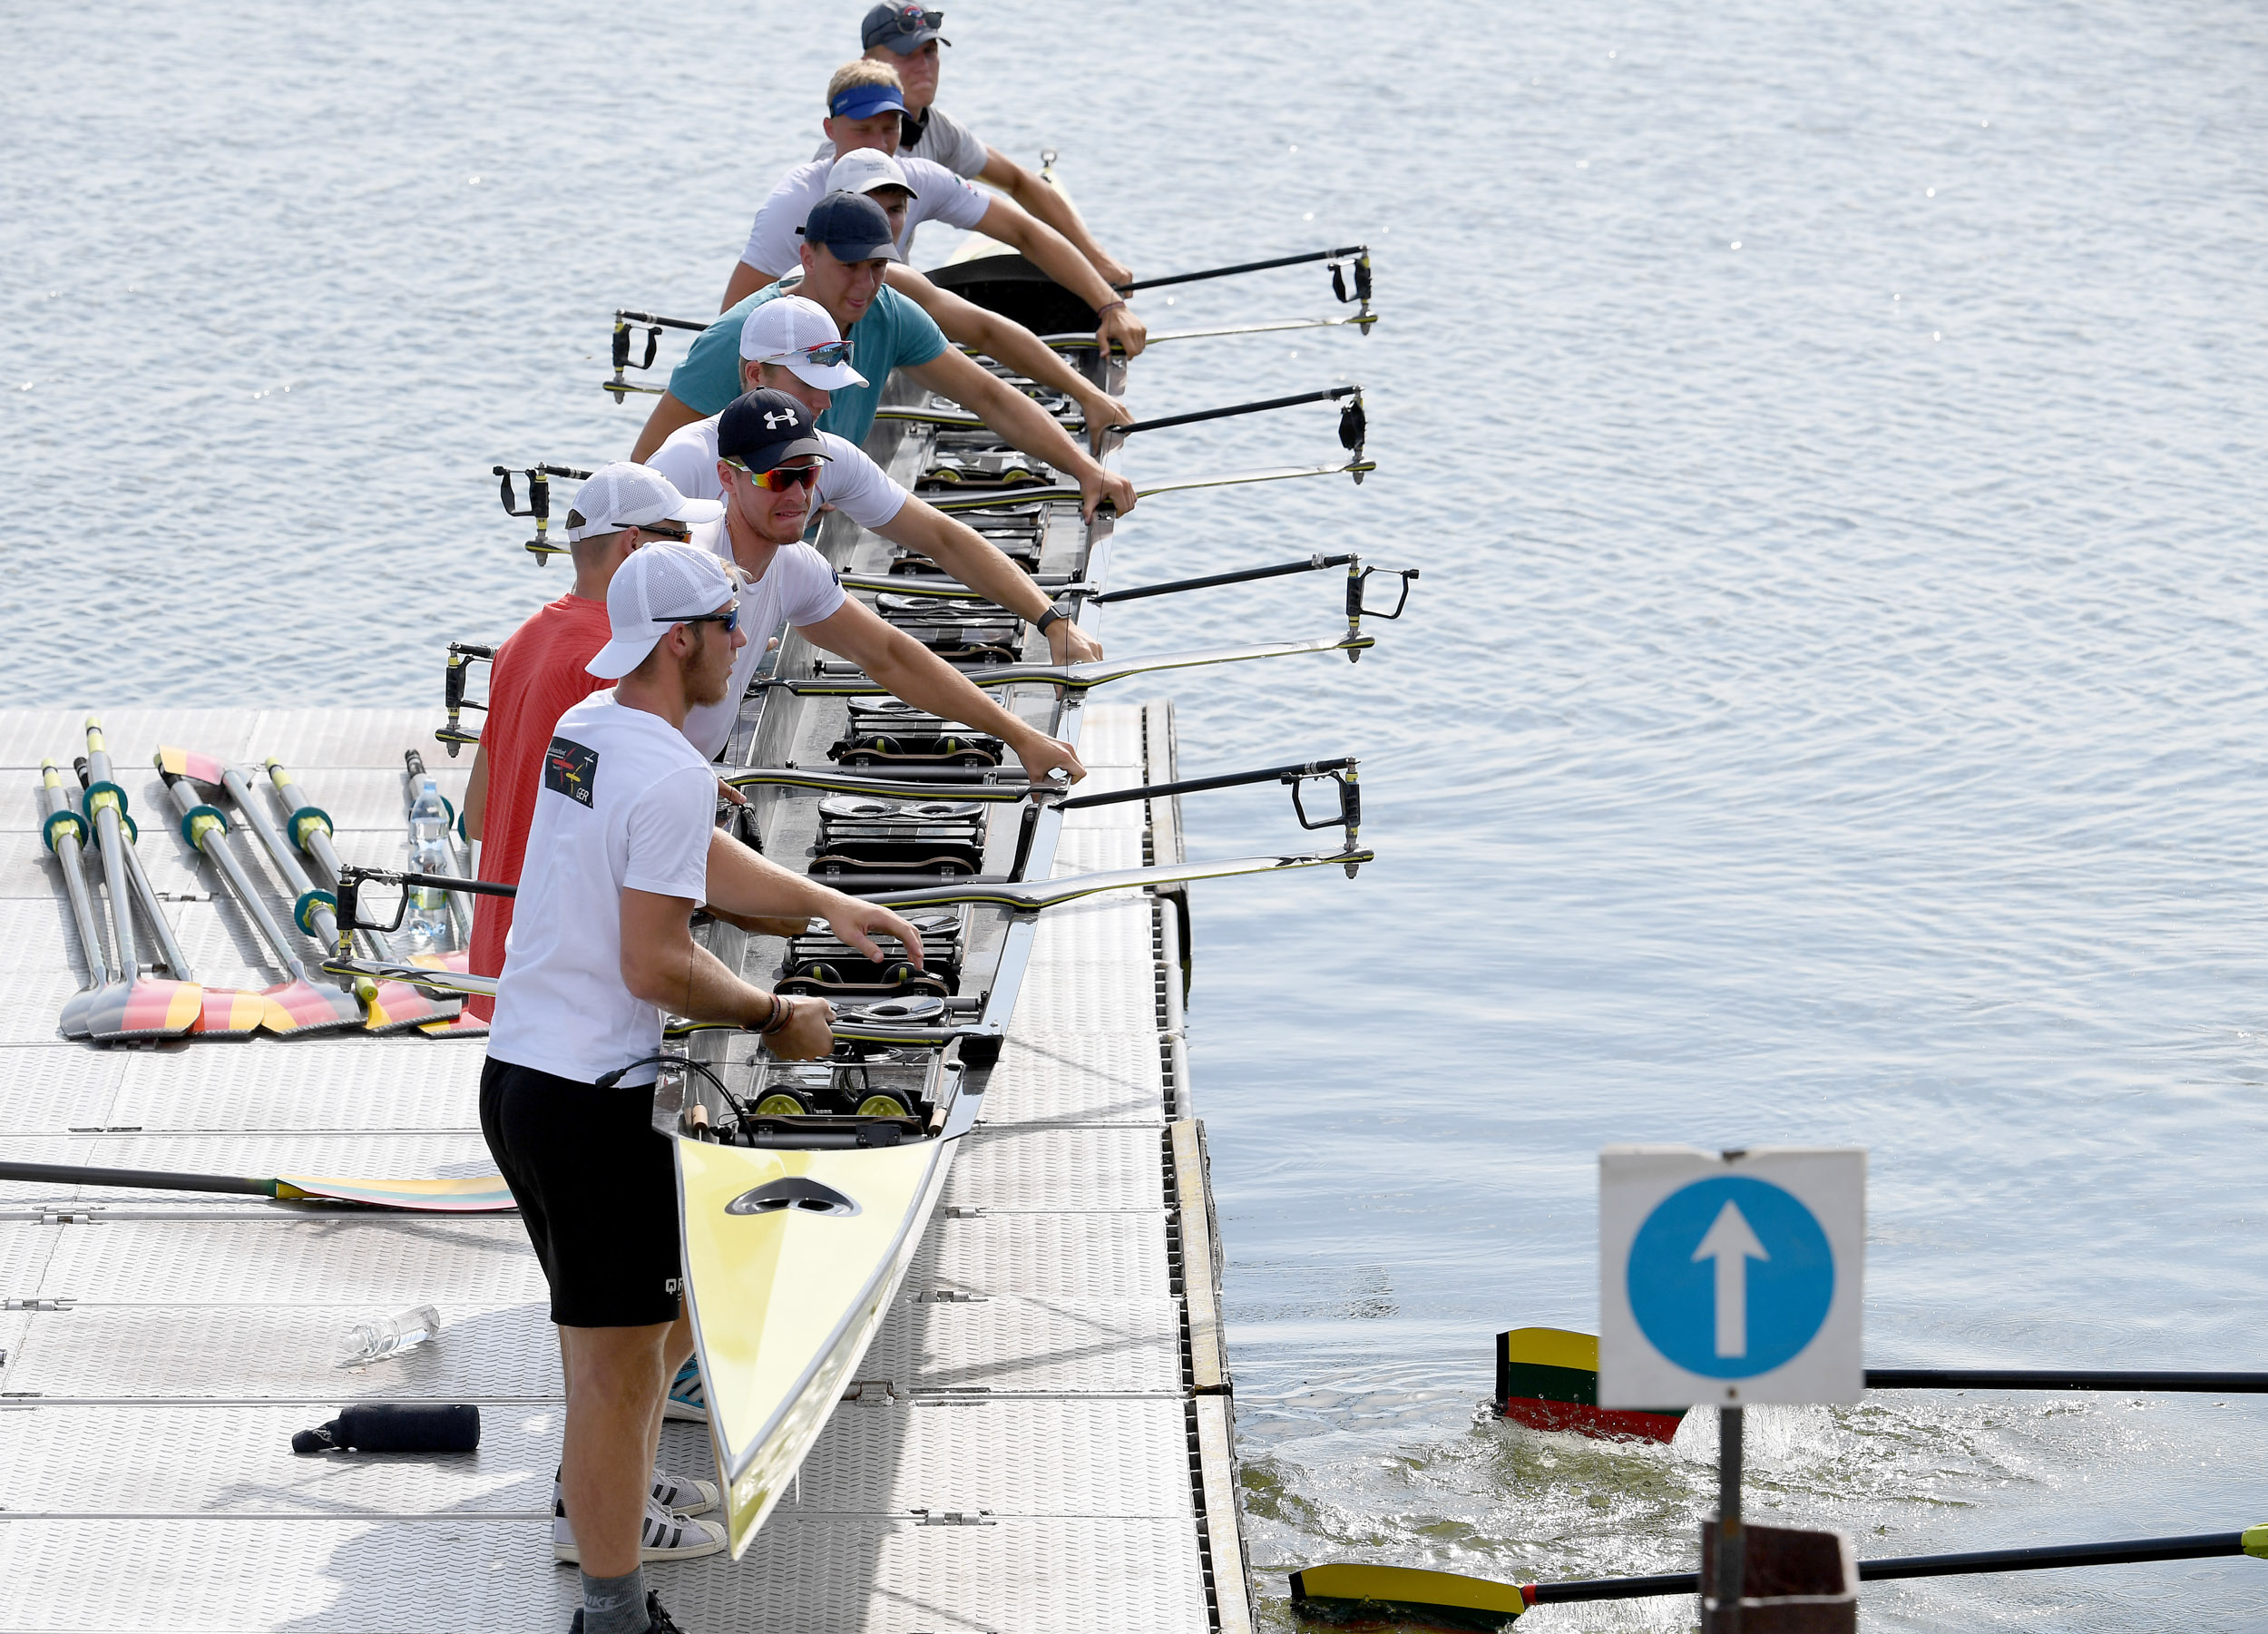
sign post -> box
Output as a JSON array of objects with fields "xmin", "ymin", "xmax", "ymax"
[{"xmin": 1599, "ymin": 1146, "xmax": 1865, "ymax": 1631}]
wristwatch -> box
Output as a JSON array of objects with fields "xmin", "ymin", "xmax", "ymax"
[{"xmin": 1034, "ymin": 600, "xmax": 1073, "ymax": 636}]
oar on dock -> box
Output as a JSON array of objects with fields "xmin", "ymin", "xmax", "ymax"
[
  {"xmin": 75, "ymin": 719, "xmax": 201, "ymax": 1042},
  {"xmin": 0, "ymin": 1158, "xmax": 513, "ymax": 1212},
  {"xmin": 72, "ymin": 758, "xmax": 265, "ymax": 1037},
  {"xmin": 153, "ymin": 755, "xmax": 362, "ymax": 1036},
  {"xmin": 38, "ymin": 761, "xmax": 117, "ymax": 1041}
]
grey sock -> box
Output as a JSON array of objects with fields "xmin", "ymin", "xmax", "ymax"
[{"xmin": 581, "ymin": 1566, "xmax": 649, "ymax": 1634}]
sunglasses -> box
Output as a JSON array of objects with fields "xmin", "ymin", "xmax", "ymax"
[
  {"xmin": 656, "ymin": 606, "xmax": 742, "ymax": 635},
  {"xmin": 726, "ymin": 457, "xmax": 822, "ymax": 494},
  {"xmin": 890, "ymin": 5, "xmax": 943, "ymax": 30},
  {"xmin": 759, "ymin": 339, "xmax": 853, "ymax": 369},
  {"xmin": 627, "ymin": 519, "xmax": 691, "ymax": 543}
]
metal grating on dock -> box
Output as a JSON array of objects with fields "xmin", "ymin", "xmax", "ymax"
[{"xmin": 0, "ymin": 705, "xmax": 1252, "ymax": 1634}]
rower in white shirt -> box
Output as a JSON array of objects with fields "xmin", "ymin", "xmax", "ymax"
[
  {"xmin": 645, "ymin": 294, "xmax": 1102, "ymax": 671},
  {"xmin": 719, "ymin": 59, "xmax": 1145, "ymax": 365}
]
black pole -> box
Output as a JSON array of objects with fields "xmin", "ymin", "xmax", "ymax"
[
  {"xmin": 1093, "ymin": 554, "xmax": 1358, "ymax": 605},
  {"xmin": 613, "ymin": 308, "xmax": 711, "ymax": 333},
  {"xmin": 1107, "ymin": 385, "xmax": 1358, "ymax": 437},
  {"xmin": 1117, "ymin": 245, "xmax": 1367, "ymax": 294},
  {"xmin": 1716, "ymin": 1405, "xmax": 1744, "ymax": 1632},
  {"xmin": 1526, "ymin": 1528, "xmax": 2255, "ymax": 1606},
  {"xmin": 1867, "ymin": 1368, "xmax": 2268, "ymax": 1393},
  {"xmin": 0, "ymin": 1159, "xmax": 274, "ymax": 1198}
]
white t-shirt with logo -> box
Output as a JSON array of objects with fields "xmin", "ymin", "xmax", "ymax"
[
  {"xmin": 742, "ymin": 153, "xmax": 992, "ymax": 276},
  {"xmin": 646, "ymin": 421, "xmax": 908, "ymax": 532},
  {"xmin": 811, "ymin": 105, "xmax": 989, "ymax": 181},
  {"xmin": 488, "ymin": 692, "xmax": 717, "ymax": 1086},
  {"xmin": 680, "ymin": 537, "xmax": 847, "ymax": 760}
]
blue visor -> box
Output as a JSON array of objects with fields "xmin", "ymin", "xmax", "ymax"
[{"xmin": 830, "ymin": 83, "xmax": 908, "ymax": 122}]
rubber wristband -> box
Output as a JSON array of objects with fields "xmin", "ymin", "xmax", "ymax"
[
  {"xmin": 760, "ymin": 994, "xmax": 794, "ymax": 1035},
  {"xmin": 1093, "ymin": 299, "xmax": 1127, "ymax": 317}
]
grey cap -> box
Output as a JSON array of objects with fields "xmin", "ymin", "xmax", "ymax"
[{"xmin": 862, "ymin": 3, "xmax": 949, "ymax": 53}]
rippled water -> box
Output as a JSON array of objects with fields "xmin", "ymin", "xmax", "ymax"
[{"xmin": 9, "ymin": 0, "xmax": 2268, "ymax": 1627}]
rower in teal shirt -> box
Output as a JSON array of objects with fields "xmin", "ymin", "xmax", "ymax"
[
  {"xmin": 634, "ymin": 191, "xmax": 1132, "ymax": 522},
  {"xmin": 669, "ymin": 277, "xmax": 945, "ymax": 446}
]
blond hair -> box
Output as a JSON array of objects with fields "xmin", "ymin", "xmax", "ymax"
[{"xmin": 826, "ymin": 57, "xmax": 901, "ymax": 113}]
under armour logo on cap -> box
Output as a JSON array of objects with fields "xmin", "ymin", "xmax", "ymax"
[{"xmin": 763, "ymin": 406, "xmax": 798, "ymax": 429}]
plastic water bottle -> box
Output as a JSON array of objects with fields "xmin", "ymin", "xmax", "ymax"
[
  {"xmin": 337, "ymin": 1303, "xmax": 442, "ymax": 1368},
  {"xmin": 405, "ymin": 777, "xmax": 454, "ymax": 954}
]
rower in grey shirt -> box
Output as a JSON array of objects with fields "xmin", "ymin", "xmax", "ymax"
[{"xmin": 822, "ymin": 3, "xmax": 1133, "ymax": 289}]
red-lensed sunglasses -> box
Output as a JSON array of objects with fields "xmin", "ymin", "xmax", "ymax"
[{"xmin": 726, "ymin": 457, "xmax": 821, "ymax": 494}]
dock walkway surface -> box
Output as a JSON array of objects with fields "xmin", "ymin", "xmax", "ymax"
[{"xmin": 0, "ymin": 705, "xmax": 1254, "ymax": 1634}]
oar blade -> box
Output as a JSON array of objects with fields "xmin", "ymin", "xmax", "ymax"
[
  {"xmin": 58, "ymin": 985, "xmax": 99, "ymax": 1040},
  {"xmin": 356, "ymin": 974, "xmax": 462, "ymax": 1035},
  {"xmin": 1495, "ymin": 1328, "xmax": 1686, "ymax": 1443},
  {"xmin": 1289, "ymin": 1563, "xmax": 1527, "ymax": 1631},
  {"xmin": 271, "ymin": 1172, "xmax": 516, "ymax": 1212},
  {"xmin": 153, "ymin": 744, "xmax": 230, "ymax": 788},
  {"xmin": 85, "ymin": 976, "xmax": 204, "ymax": 1042},
  {"xmin": 257, "ymin": 979, "xmax": 366, "ymax": 1037},
  {"xmin": 191, "ymin": 986, "xmax": 269, "ymax": 1037}
]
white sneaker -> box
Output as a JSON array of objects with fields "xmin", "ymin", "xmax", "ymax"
[
  {"xmin": 663, "ymin": 1358, "xmax": 709, "ymax": 1423},
  {"xmin": 649, "ymin": 1467, "xmax": 719, "ymax": 1516},
  {"xmin": 552, "ymin": 1468, "xmax": 719, "ymax": 1521},
  {"xmin": 552, "ymin": 1492, "xmax": 728, "ymax": 1564}
]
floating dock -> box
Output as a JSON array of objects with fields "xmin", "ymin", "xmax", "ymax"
[{"xmin": 0, "ymin": 697, "xmax": 1253, "ymax": 1631}]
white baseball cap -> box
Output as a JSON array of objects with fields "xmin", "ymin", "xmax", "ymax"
[
  {"xmin": 826, "ymin": 147, "xmax": 919, "ymax": 201},
  {"xmin": 738, "ymin": 294, "xmax": 868, "ymax": 391},
  {"xmin": 565, "ymin": 462, "xmax": 723, "ymax": 543},
  {"xmin": 586, "ymin": 543, "xmax": 738, "ymax": 680}
]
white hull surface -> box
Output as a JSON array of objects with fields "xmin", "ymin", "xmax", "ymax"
[{"xmin": 675, "ymin": 1131, "xmax": 962, "ymax": 1556}]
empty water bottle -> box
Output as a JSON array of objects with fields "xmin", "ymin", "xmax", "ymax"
[
  {"xmin": 405, "ymin": 777, "xmax": 454, "ymax": 954},
  {"xmin": 337, "ymin": 1303, "xmax": 442, "ymax": 1368}
]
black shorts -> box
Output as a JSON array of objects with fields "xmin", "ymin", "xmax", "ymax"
[{"xmin": 479, "ymin": 1056, "xmax": 683, "ymax": 1329}]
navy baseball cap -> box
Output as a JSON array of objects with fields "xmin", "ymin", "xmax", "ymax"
[
  {"xmin": 717, "ymin": 388, "xmax": 832, "ymax": 472},
  {"xmin": 798, "ymin": 191, "xmax": 904, "ymax": 264},
  {"xmin": 862, "ymin": 4, "xmax": 949, "ymax": 53}
]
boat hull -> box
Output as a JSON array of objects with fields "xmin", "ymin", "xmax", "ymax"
[{"xmin": 675, "ymin": 1132, "xmax": 959, "ymax": 1556}]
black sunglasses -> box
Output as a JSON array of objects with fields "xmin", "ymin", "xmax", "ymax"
[
  {"xmin": 655, "ymin": 606, "xmax": 742, "ymax": 635},
  {"xmin": 628, "ymin": 519, "xmax": 692, "ymax": 543}
]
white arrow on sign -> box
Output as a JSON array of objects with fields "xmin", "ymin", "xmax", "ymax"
[{"xmin": 1692, "ymin": 1200, "xmax": 1770, "ymax": 1358}]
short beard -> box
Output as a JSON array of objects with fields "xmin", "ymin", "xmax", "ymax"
[{"xmin": 685, "ymin": 623, "xmax": 734, "ymax": 709}]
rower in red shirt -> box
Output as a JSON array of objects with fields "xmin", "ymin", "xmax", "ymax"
[{"xmin": 460, "ymin": 465, "xmax": 723, "ymax": 1020}]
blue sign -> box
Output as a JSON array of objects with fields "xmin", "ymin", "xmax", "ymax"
[{"xmin": 1626, "ymin": 1175, "xmax": 1835, "ymax": 1378}]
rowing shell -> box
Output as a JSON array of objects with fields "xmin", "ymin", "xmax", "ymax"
[{"xmin": 676, "ymin": 1127, "xmax": 964, "ymax": 1554}]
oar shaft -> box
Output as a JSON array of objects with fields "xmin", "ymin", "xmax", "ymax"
[
  {"xmin": 1118, "ymin": 244, "xmax": 1367, "ymax": 294},
  {"xmin": 73, "ymin": 758, "xmax": 192, "ymax": 978},
  {"xmin": 1109, "ymin": 385, "xmax": 1358, "ymax": 436},
  {"xmin": 1093, "ymin": 554, "xmax": 1357, "ymax": 605},
  {"xmin": 38, "ymin": 763, "xmax": 111, "ymax": 984},
  {"xmin": 1058, "ymin": 758, "xmax": 1355, "ymax": 811},
  {"xmin": 161, "ymin": 772, "xmax": 309, "ymax": 980},
  {"xmin": 264, "ymin": 760, "xmax": 401, "ymax": 960},
  {"xmin": 1868, "ymin": 1368, "xmax": 2268, "ymax": 1393},
  {"xmin": 80, "ymin": 721, "xmax": 138, "ymax": 972},
  {"xmin": 0, "ymin": 1159, "xmax": 274, "ymax": 1199},
  {"xmin": 1526, "ymin": 1529, "xmax": 2256, "ymax": 1605}
]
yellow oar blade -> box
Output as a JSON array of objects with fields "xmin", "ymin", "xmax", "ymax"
[
  {"xmin": 1290, "ymin": 1562, "xmax": 1529, "ymax": 1630},
  {"xmin": 1495, "ymin": 1326, "xmax": 1687, "ymax": 1443},
  {"xmin": 272, "ymin": 1173, "xmax": 515, "ymax": 1211}
]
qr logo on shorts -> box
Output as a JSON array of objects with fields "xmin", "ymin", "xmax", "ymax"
[
  {"xmin": 664, "ymin": 1277, "xmax": 683, "ymax": 1296},
  {"xmin": 543, "ymin": 737, "xmax": 598, "ymax": 807}
]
